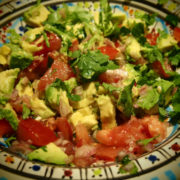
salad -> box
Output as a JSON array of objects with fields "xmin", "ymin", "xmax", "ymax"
[{"xmin": 0, "ymin": 0, "xmax": 180, "ymax": 171}]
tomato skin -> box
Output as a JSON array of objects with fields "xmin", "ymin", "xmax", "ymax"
[
  {"xmin": 56, "ymin": 117, "xmax": 73, "ymax": 141},
  {"xmin": 173, "ymin": 27, "xmax": 180, "ymax": 42},
  {"xmin": 152, "ymin": 60, "xmax": 171, "ymax": 79},
  {"xmin": 98, "ymin": 45, "xmax": 119, "ymax": 60},
  {"xmin": 75, "ymin": 124, "xmax": 93, "ymax": 147},
  {"xmin": 34, "ymin": 33, "xmax": 61, "ymax": 56},
  {"xmin": 17, "ymin": 118, "xmax": 57, "ymax": 146},
  {"xmin": 38, "ymin": 55, "xmax": 75, "ymax": 91},
  {"xmin": 0, "ymin": 119, "xmax": 14, "ymax": 137},
  {"xmin": 146, "ymin": 29, "xmax": 159, "ymax": 46}
]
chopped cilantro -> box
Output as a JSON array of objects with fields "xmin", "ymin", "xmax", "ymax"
[
  {"xmin": 165, "ymin": 14, "xmax": 179, "ymax": 27},
  {"xmin": 137, "ymin": 135, "xmax": 160, "ymax": 146},
  {"xmin": 42, "ymin": 31, "xmax": 50, "ymax": 47},
  {"xmin": 119, "ymin": 26, "xmax": 131, "ymax": 36},
  {"xmin": 71, "ymin": 50, "xmax": 119, "ymax": 81},
  {"xmin": 118, "ymin": 80, "xmax": 135, "ymax": 118},
  {"xmin": 22, "ymin": 104, "xmax": 31, "ymax": 119},
  {"xmin": 40, "ymin": 146, "xmax": 48, "ymax": 152},
  {"xmin": 131, "ymin": 23, "xmax": 144, "ymax": 38},
  {"xmin": 5, "ymin": 136, "xmax": 16, "ymax": 147}
]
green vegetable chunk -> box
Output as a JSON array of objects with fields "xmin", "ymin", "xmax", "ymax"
[
  {"xmin": 10, "ymin": 50, "xmax": 33, "ymax": 70},
  {"xmin": 27, "ymin": 143, "xmax": 68, "ymax": 165}
]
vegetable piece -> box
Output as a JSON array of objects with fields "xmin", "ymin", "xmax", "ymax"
[
  {"xmin": 56, "ymin": 117, "xmax": 73, "ymax": 141},
  {"xmin": 24, "ymin": 4, "xmax": 50, "ymax": 26},
  {"xmin": 173, "ymin": 27, "xmax": 180, "ymax": 42},
  {"xmin": 99, "ymin": 0, "xmax": 113, "ymax": 36},
  {"xmin": 146, "ymin": 29, "xmax": 159, "ymax": 45},
  {"xmin": 0, "ymin": 68, "xmax": 20, "ymax": 97},
  {"xmin": 165, "ymin": 14, "xmax": 179, "ymax": 27},
  {"xmin": 0, "ymin": 119, "xmax": 14, "ymax": 138},
  {"xmin": 96, "ymin": 95, "xmax": 117, "ymax": 129},
  {"xmin": 136, "ymin": 87, "xmax": 159, "ymax": 110},
  {"xmin": 34, "ymin": 32, "xmax": 61, "ymax": 56},
  {"xmin": 17, "ymin": 118, "xmax": 57, "ymax": 146},
  {"xmin": 0, "ymin": 103, "xmax": 19, "ymax": 130},
  {"xmin": 117, "ymin": 80, "xmax": 135, "ymax": 118},
  {"xmin": 98, "ymin": 45, "xmax": 119, "ymax": 60},
  {"xmin": 27, "ymin": 143, "xmax": 68, "ymax": 165},
  {"xmin": 38, "ymin": 55, "xmax": 75, "ymax": 91},
  {"xmin": 75, "ymin": 124, "xmax": 93, "ymax": 147},
  {"xmin": 95, "ymin": 144, "xmax": 122, "ymax": 161},
  {"xmin": 10, "ymin": 50, "xmax": 33, "ymax": 70},
  {"xmin": 141, "ymin": 44, "xmax": 163, "ymax": 63},
  {"xmin": 72, "ymin": 50, "xmax": 119, "ymax": 81},
  {"xmin": 22, "ymin": 104, "xmax": 31, "ymax": 119},
  {"xmin": 152, "ymin": 60, "xmax": 171, "ymax": 79}
]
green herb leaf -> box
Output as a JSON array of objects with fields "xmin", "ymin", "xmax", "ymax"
[
  {"xmin": 0, "ymin": 96, "xmax": 9, "ymax": 105},
  {"xmin": 119, "ymin": 26, "xmax": 131, "ymax": 36},
  {"xmin": 165, "ymin": 14, "xmax": 179, "ymax": 27},
  {"xmin": 72, "ymin": 50, "xmax": 119, "ymax": 81},
  {"xmin": 7, "ymin": 29, "xmax": 21, "ymax": 44},
  {"xmin": 22, "ymin": 104, "xmax": 31, "ymax": 119},
  {"xmin": 43, "ymin": 31, "xmax": 50, "ymax": 47},
  {"xmin": 132, "ymin": 23, "xmax": 144, "ymax": 38},
  {"xmin": 5, "ymin": 136, "xmax": 16, "ymax": 147},
  {"xmin": 118, "ymin": 80, "xmax": 135, "ymax": 117},
  {"xmin": 137, "ymin": 135, "xmax": 160, "ymax": 146},
  {"xmin": 142, "ymin": 44, "xmax": 163, "ymax": 63}
]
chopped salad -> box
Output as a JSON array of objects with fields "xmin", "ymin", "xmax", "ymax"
[{"xmin": 0, "ymin": 0, "xmax": 180, "ymax": 170}]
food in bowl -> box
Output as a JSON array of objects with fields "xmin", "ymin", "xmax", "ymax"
[{"xmin": 0, "ymin": 0, "xmax": 179, "ymax": 172}]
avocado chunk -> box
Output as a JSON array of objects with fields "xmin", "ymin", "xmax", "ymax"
[
  {"xmin": 0, "ymin": 103, "xmax": 19, "ymax": 130},
  {"xmin": 64, "ymin": 77, "xmax": 78, "ymax": 93},
  {"xmin": 137, "ymin": 87, "xmax": 159, "ymax": 111},
  {"xmin": 0, "ymin": 45, "xmax": 11, "ymax": 65},
  {"xmin": 16, "ymin": 77, "xmax": 33, "ymax": 97},
  {"xmin": 69, "ymin": 106, "xmax": 98, "ymax": 130},
  {"xmin": 96, "ymin": 95, "xmax": 117, "ymax": 129},
  {"xmin": 10, "ymin": 50, "xmax": 33, "ymax": 70},
  {"xmin": 111, "ymin": 12, "xmax": 126, "ymax": 24},
  {"xmin": 27, "ymin": 143, "xmax": 68, "ymax": 165},
  {"xmin": 157, "ymin": 34, "xmax": 177, "ymax": 52},
  {"xmin": 31, "ymin": 96, "xmax": 55, "ymax": 119},
  {"xmin": 23, "ymin": 27, "xmax": 44, "ymax": 42},
  {"xmin": 126, "ymin": 37, "xmax": 142, "ymax": 60},
  {"xmin": 71, "ymin": 82, "xmax": 97, "ymax": 109},
  {"xmin": 0, "ymin": 68, "xmax": 20, "ymax": 97},
  {"xmin": 24, "ymin": 4, "xmax": 50, "ymax": 26},
  {"xmin": 21, "ymin": 41, "xmax": 42, "ymax": 54}
]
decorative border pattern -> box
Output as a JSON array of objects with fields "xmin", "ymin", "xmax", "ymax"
[{"xmin": 0, "ymin": 1, "xmax": 180, "ymax": 179}]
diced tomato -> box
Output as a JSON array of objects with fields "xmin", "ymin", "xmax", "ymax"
[
  {"xmin": 98, "ymin": 69, "xmax": 125, "ymax": 84},
  {"xmin": 173, "ymin": 27, "xmax": 180, "ymax": 42},
  {"xmin": 75, "ymin": 124, "xmax": 93, "ymax": 147},
  {"xmin": 38, "ymin": 54, "xmax": 75, "ymax": 91},
  {"xmin": 69, "ymin": 39, "xmax": 79, "ymax": 52},
  {"xmin": 34, "ymin": 32, "xmax": 61, "ymax": 56},
  {"xmin": 96, "ymin": 117, "xmax": 148, "ymax": 150},
  {"xmin": 152, "ymin": 60, "xmax": 172, "ymax": 79},
  {"xmin": 146, "ymin": 29, "xmax": 159, "ymax": 46},
  {"xmin": 98, "ymin": 45, "xmax": 119, "ymax": 60},
  {"xmin": 17, "ymin": 118, "xmax": 57, "ymax": 146},
  {"xmin": 56, "ymin": 117, "xmax": 73, "ymax": 141},
  {"xmin": 0, "ymin": 119, "xmax": 14, "ymax": 137},
  {"xmin": 95, "ymin": 144, "xmax": 122, "ymax": 161},
  {"xmin": 20, "ymin": 55, "xmax": 49, "ymax": 81}
]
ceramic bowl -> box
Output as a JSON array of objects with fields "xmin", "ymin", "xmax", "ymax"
[{"xmin": 0, "ymin": 0, "xmax": 180, "ymax": 180}]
